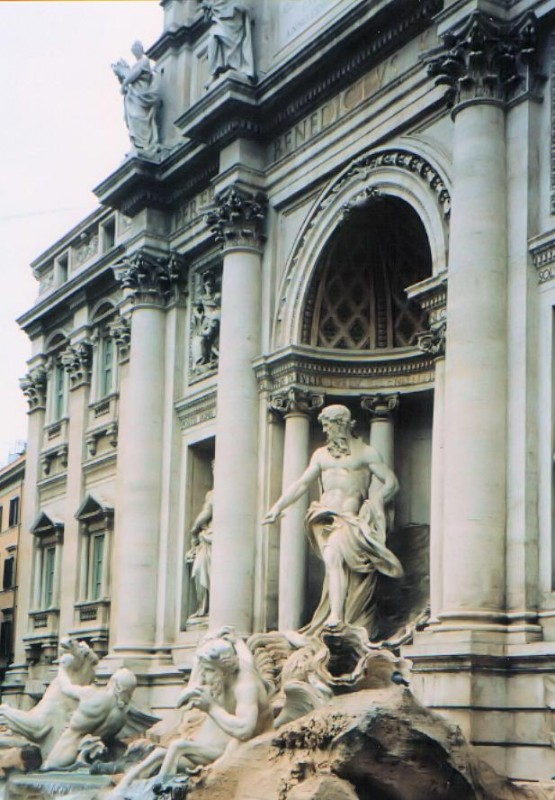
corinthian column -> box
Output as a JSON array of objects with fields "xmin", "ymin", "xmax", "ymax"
[
  {"xmin": 427, "ymin": 13, "xmax": 537, "ymax": 629},
  {"xmin": 205, "ymin": 187, "xmax": 267, "ymax": 634},
  {"xmin": 110, "ymin": 251, "xmax": 185, "ymax": 656},
  {"xmin": 270, "ymin": 389, "xmax": 323, "ymax": 630}
]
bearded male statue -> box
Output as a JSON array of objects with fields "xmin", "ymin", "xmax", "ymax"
[{"xmin": 264, "ymin": 404, "xmax": 403, "ymax": 636}]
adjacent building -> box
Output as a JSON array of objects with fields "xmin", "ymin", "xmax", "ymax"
[
  {"xmin": 0, "ymin": 455, "xmax": 25, "ymax": 673},
  {"xmin": 6, "ymin": 0, "xmax": 555, "ymax": 781}
]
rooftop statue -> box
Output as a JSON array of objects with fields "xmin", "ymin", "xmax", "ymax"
[
  {"xmin": 203, "ymin": 1, "xmax": 255, "ymax": 84},
  {"xmin": 263, "ymin": 404, "xmax": 403, "ymax": 636},
  {"xmin": 186, "ymin": 463, "xmax": 214, "ymax": 618},
  {"xmin": 113, "ymin": 629, "xmax": 272, "ymax": 792},
  {"xmin": 111, "ymin": 41, "xmax": 161, "ymax": 158},
  {"xmin": 42, "ymin": 664, "xmax": 137, "ymax": 770},
  {"xmin": 0, "ymin": 638, "xmax": 98, "ymax": 759}
]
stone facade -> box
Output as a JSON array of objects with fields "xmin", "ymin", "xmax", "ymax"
[
  {"xmin": 0, "ymin": 455, "xmax": 24, "ymax": 672},
  {"xmin": 8, "ymin": 0, "xmax": 555, "ymax": 782}
]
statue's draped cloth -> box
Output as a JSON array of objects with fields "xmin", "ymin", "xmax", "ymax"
[
  {"xmin": 209, "ymin": 2, "xmax": 255, "ymax": 80},
  {"xmin": 302, "ymin": 502, "xmax": 403, "ymax": 636}
]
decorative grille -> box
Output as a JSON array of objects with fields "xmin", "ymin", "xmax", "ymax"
[{"xmin": 304, "ymin": 198, "xmax": 431, "ymax": 350}]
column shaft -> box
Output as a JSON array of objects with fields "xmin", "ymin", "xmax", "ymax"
[
  {"xmin": 278, "ymin": 411, "xmax": 310, "ymax": 630},
  {"xmin": 112, "ymin": 304, "xmax": 166, "ymax": 651},
  {"xmin": 429, "ymin": 356, "xmax": 445, "ymax": 621},
  {"xmin": 210, "ymin": 248, "xmax": 262, "ymax": 633},
  {"xmin": 441, "ymin": 102, "xmax": 508, "ymax": 619}
]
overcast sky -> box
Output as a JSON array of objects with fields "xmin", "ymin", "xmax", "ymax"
[{"xmin": 0, "ymin": 1, "xmax": 162, "ymax": 466}]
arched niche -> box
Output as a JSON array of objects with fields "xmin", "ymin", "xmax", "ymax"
[{"xmin": 273, "ymin": 144, "xmax": 450, "ymax": 350}]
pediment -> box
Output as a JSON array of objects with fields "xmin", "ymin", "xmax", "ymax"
[
  {"xmin": 75, "ymin": 494, "xmax": 114, "ymax": 523},
  {"xmin": 30, "ymin": 511, "xmax": 64, "ymax": 539}
]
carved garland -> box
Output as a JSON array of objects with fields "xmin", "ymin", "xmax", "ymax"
[{"xmin": 278, "ymin": 149, "xmax": 450, "ymax": 328}]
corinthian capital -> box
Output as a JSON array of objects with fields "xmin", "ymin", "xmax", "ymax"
[
  {"xmin": 426, "ymin": 11, "xmax": 541, "ymax": 109},
  {"xmin": 113, "ymin": 251, "xmax": 187, "ymax": 307},
  {"xmin": 107, "ymin": 315, "xmax": 132, "ymax": 363},
  {"xmin": 269, "ymin": 389, "xmax": 324, "ymax": 417},
  {"xmin": 361, "ymin": 394, "xmax": 400, "ymax": 420},
  {"xmin": 205, "ymin": 186, "xmax": 267, "ymax": 251},
  {"xmin": 61, "ymin": 342, "xmax": 92, "ymax": 390},
  {"xmin": 20, "ymin": 366, "xmax": 47, "ymax": 412}
]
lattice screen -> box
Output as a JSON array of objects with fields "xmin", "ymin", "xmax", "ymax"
[{"xmin": 303, "ymin": 197, "xmax": 431, "ymax": 350}]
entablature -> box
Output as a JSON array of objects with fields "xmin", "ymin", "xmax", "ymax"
[{"xmin": 254, "ymin": 344, "xmax": 435, "ymax": 398}]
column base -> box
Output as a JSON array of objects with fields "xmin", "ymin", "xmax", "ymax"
[{"xmin": 403, "ymin": 629, "xmax": 554, "ymax": 781}]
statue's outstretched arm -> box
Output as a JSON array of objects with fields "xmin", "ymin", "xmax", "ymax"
[{"xmin": 263, "ymin": 456, "xmax": 321, "ymax": 523}]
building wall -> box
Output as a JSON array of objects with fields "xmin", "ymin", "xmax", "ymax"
[
  {"xmin": 0, "ymin": 455, "xmax": 25, "ymax": 672},
  {"xmin": 7, "ymin": 0, "xmax": 555, "ymax": 780}
]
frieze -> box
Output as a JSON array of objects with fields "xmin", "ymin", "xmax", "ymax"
[
  {"xmin": 176, "ymin": 391, "xmax": 217, "ymax": 431},
  {"xmin": 172, "ymin": 186, "xmax": 215, "ymax": 233},
  {"xmin": 255, "ymin": 348, "xmax": 435, "ymax": 396}
]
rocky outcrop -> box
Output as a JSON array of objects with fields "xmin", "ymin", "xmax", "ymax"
[{"xmin": 185, "ymin": 687, "xmax": 549, "ymax": 800}]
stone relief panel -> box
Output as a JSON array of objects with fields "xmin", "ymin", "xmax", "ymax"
[{"xmin": 189, "ymin": 267, "xmax": 222, "ymax": 382}]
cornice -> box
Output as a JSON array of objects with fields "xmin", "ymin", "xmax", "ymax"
[
  {"xmin": 94, "ymin": 142, "xmax": 219, "ymax": 218},
  {"xmin": 17, "ymin": 247, "xmax": 125, "ymax": 334},
  {"xmin": 147, "ymin": 15, "xmax": 209, "ymax": 61}
]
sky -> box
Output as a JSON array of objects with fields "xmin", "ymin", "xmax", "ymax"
[{"xmin": 0, "ymin": 0, "xmax": 162, "ymax": 466}]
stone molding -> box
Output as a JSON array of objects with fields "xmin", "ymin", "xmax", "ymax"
[
  {"xmin": 20, "ymin": 366, "xmax": 47, "ymax": 412},
  {"xmin": 41, "ymin": 445, "xmax": 69, "ymax": 477},
  {"xmin": 86, "ymin": 423, "xmax": 118, "ymax": 457},
  {"xmin": 361, "ymin": 393, "xmax": 400, "ymax": 420},
  {"xmin": 113, "ymin": 250, "xmax": 187, "ymax": 307},
  {"xmin": 255, "ymin": 346, "xmax": 435, "ymax": 396},
  {"xmin": 205, "ymin": 187, "xmax": 267, "ymax": 251},
  {"xmin": 269, "ymin": 388, "xmax": 324, "ymax": 418},
  {"xmin": 176, "ymin": 391, "xmax": 217, "ymax": 431},
  {"xmin": 60, "ymin": 342, "xmax": 93, "ymax": 390},
  {"xmin": 416, "ymin": 319, "xmax": 447, "ymax": 357},
  {"xmin": 107, "ymin": 315, "xmax": 132, "ymax": 363},
  {"xmin": 530, "ymin": 237, "xmax": 555, "ymax": 284},
  {"xmin": 426, "ymin": 11, "xmax": 542, "ymax": 111}
]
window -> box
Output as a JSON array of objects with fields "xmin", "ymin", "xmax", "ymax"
[
  {"xmin": 102, "ymin": 218, "xmax": 116, "ymax": 251},
  {"xmin": 29, "ymin": 511, "xmax": 63, "ymax": 611},
  {"xmin": 89, "ymin": 534, "xmax": 105, "ymax": 600},
  {"xmin": 8, "ymin": 497, "xmax": 19, "ymax": 528},
  {"xmin": 43, "ymin": 546, "xmax": 56, "ymax": 608},
  {"xmin": 53, "ymin": 362, "xmax": 66, "ymax": 420},
  {"xmin": 0, "ymin": 506, "xmax": 3, "ymax": 532},
  {"xmin": 100, "ymin": 337, "xmax": 114, "ymax": 397},
  {"xmin": 2, "ymin": 557, "xmax": 14, "ymax": 590},
  {"xmin": 75, "ymin": 495, "xmax": 113, "ymax": 603},
  {"xmin": 0, "ymin": 618, "xmax": 13, "ymax": 659},
  {"xmin": 57, "ymin": 254, "xmax": 69, "ymax": 284}
]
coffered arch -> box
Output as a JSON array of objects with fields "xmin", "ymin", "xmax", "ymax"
[{"xmin": 272, "ymin": 139, "xmax": 451, "ymax": 350}]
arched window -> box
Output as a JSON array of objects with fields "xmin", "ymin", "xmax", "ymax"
[{"xmin": 303, "ymin": 197, "xmax": 432, "ymax": 350}]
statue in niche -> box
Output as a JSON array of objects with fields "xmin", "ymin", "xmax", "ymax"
[
  {"xmin": 191, "ymin": 270, "xmax": 221, "ymax": 372},
  {"xmin": 263, "ymin": 404, "xmax": 403, "ymax": 636},
  {"xmin": 202, "ymin": 1, "xmax": 255, "ymax": 85},
  {"xmin": 113, "ymin": 629, "xmax": 272, "ymax": 792},
  {"xmin": 186, "ymin": 463, "xmax": 214, "ymax": 618},
  {"xmin": 112, "ymin": 41, "xmax": 161, "ymax": 158},
  {"xmin": 42, "ymin": 661, "xmax": 137, "ymax": 770}
]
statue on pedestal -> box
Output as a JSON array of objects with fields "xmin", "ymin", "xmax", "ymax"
[
  {"xmin": 186, "ymin": 466, "xmax": 214, "ymax": 618},
  {"xmin": 263, "ymin": 404, "xmax": 402, "ymax": 636},
  {"xmin": 203, "ymin": 1, "xmax": 255, "ymax": 84},
  {"xmin": 112, "ymin": 41, "xmax": 161, "ymax": 158}
]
